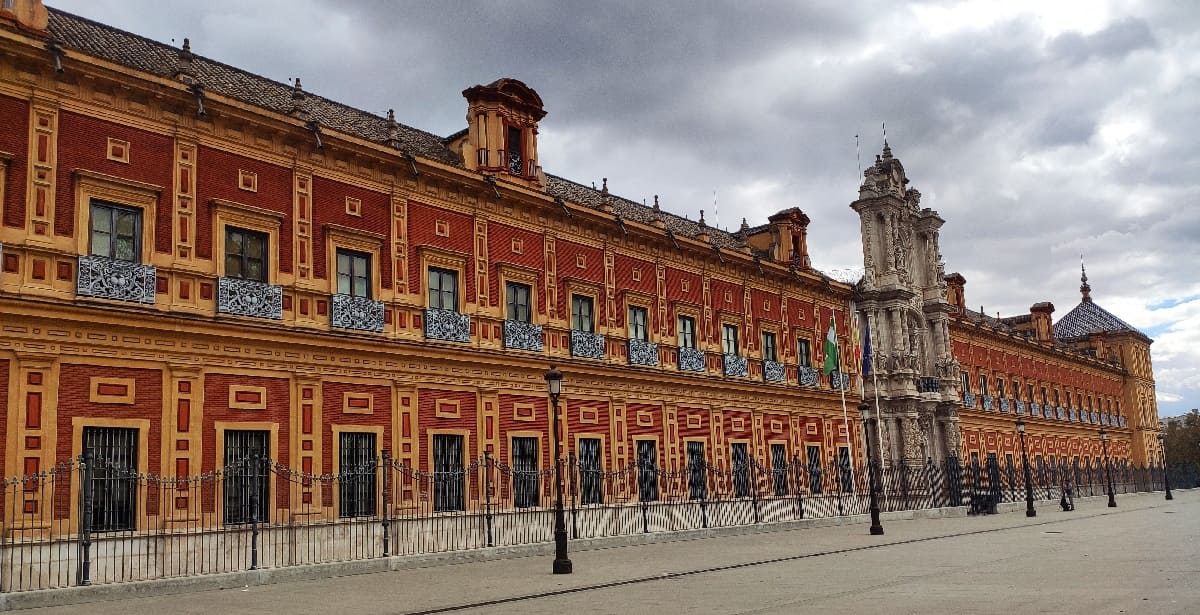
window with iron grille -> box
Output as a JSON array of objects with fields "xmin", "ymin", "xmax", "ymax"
[
  {"xmin": 433, "ymin": 434, "xmax": 464, "ymax": 512},
  {"xmin": 771, "ymin": 443, "xmax": 788, "ymax": 496},
  {"xmin": 90, "ymin": 201, "xmax": 141, "ymax": 262},
  {"xmin": 428, "ymin": 267, "xmax": 458, "ymax": 311},
  {"xmin": 1041, "ymin": 387, "xmax": 1048, "ymax": 406},
  {"xmin": 838, "ymin": 447, "xmax": 853, "ymax": 493},
  {"xmin": 336, "ymin": 249, "xmax": 372, "ymax": 298},
  {"xmin": 1065, "ymin": 391, "xmax": 1072, "ymax": 409},
  {"xmin": 686, "ymin": 441, "xmax": 707, "ymax": 500},
  {"xmin": 225, "ymin": 227, "xmax": 268, "ymax": 282},
  {"xmin": 339, "ymin": 432, "xmax": 377, "ymax": 518},
  {"xmin": 961, "ymin": 372, "xmax": 971, "ymax": 394},
  {"xmin": 1028, "ymin": 384, "xmax": 1036, "ymax": 404},
  {"xmin": 806, "ymin": 445, "xmax": 823, "ymax": 494},
  {"xmin": 762, "ymin": 332, "xmax": 777, "ymax": 362},
  {"xmin": 731, "ymin": 442, "xmax": 750, "ymax": 497},
  {"xmin": 224, "ymin": 430, "xmax": 270, "ymax": 525},
  {"xmin": 997, "ymin": 379, "xmax": 1006, "ymax": 400},
  {"xmin": 506, "ymin": 125, "xmax": 523, "ymax": 176},
  {"xmin": 82, "ymin": 427, "xmax": 138, "ymax": 532},
  {"xmin": 677, "ymin": 315, "xmax": 696, "ymax": 349},
  {"xmin": 512, "ymin": 437, "xmax": 540, "ymax": 508},
  {"xmin": 722, "ymin": 323, "xmax": 739, "ymax": 356},
  {"xmin": 797, "ymin": 339, "xmax": 811, "ymax": 367},
  {"xmin": 571, "ymin": 295, "xmax": 594, "ymax": 333},
  {"xmin": 636, "ymin": 440, "xmax": 658, "ymax": 502},
  {"xmin": 506, "ymin": 281, "xmax": 531, "ymax": 322},
  {"xmin": 628, "ymin": 305, "xmax": 648, "ymax": 341},
  {"xmin": 578, "ymin": 438, "xmax": 603, "ymax": 505},
  {"xmin": 978, "ymin": 374, "xmax": 988, "ymax": 397},
  {"xmin": 1053, "ymin": 389, "xmax": 1060, "ymax": 407}
]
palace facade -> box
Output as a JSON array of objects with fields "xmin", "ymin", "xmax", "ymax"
[{"xmin": 0, "ymin": 0, "xmax": 1158, "ymax": 530}]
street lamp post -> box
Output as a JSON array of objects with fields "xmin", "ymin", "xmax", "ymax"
[
  {"xmin": 863, "ymin": 415, "xmax": 884, "ymax": 535},
  {"xmin": 1158, "ymin": 432, "xmax": 1173, "ymax": 501},
  {"xmin": 544, "ymin": 365, "xmax": 573, "ymax": 574},
  {"xmin": 1016, "ymin": 419, "xmax": 1035, "ymax": 518},
  {"xmin": 1100, "ymin": 429, "xmax": 1117, "ymax": 508}
]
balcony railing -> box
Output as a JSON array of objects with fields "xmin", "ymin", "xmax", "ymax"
[
  {"xmin": 917, "ymin": 377, "xmax": 940, "ymax": 393},
  {"xmin": 424, "ymin": 308, "xmax": 470, "ymax": 343},
  {"xmin": 627, "ymin": 339, "xmax": 658, "ymax": 367},
  {"xmin": 330, "ymin": 294, "xmax": 384, "ymax": 333},
  {"xmin": 830, "ymin": 370, "xmax": 850, "ymax": 391},
  {"xmin": 1055, "ymin": 406, "xmax": 1065, "ymax": 420},
  {"xmin": 1015, "ymin": 400, "xmax": 1027, "ymax": 415},
  {"xmin": 503, "ymin": 320, "xmax": 543, "ymax": 351},
  {"xmin": 999, "ymin": 398, "xmax": 1011, "ymax": 413},
  {"xmin": 981, "ymin": 395, "xmax": 994, "ymax": 411},
  {"xmin": 678, "ymin": 347, "xmax": 705, "ymax": 372},
  {"xmin": 962, "ymin": 392, "xmax": 977, "ymax": 408},
  {"xmin": 722, "ymin": 354, "xmax": 747, "ymax": 377},
  {"xmin": 1029, "ymin": 402, "xmax": 1041, "ymax": 417},
  {"xmin": 798, "ymin": 366, "xmax": 819, "ymax": 387},
  {"xmin": 570, "ymin": 330, "xmax": 605, "ymax": 359},
  {"xmin": 763, "ymin": 360, "xmax": 785, "ymax": 383},
  {"xmin": 76, "ymin": 255, "xmax": 156, "ymax": 304},
  {"xmin": 217, "ymin": 277, "xmax": 282, "ymax": 319}
]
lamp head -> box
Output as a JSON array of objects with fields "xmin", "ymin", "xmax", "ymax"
[
  {"xmin": 1015, "ymin": 419, "xmax": 1025, "ymax": 434},
  {"xmin": 1099, "ymin": 429, "xmax": 1107, "ymax": 441},
  {"xmin": 544, "ymin": 365, "xmax": 563, "ymax": 398}
]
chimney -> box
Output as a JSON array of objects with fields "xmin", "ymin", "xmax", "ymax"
[
  {"xmin": 944, "ymin": 273, "xmax": 967, "ymax": 312},
  {"xmin": 1030, "ymin": 302, "xmax": 1055, "ymax": 343}
]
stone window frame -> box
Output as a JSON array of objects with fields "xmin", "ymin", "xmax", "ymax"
[
  {"xmin": 214, "ymin": 420, "xmax": 279, "ymax": 525},
  {"xmin": 73, "ymin": 169, "xmax": 162, "ymax": 266},
  {"xmin": 418, "ymin": 246, "xmax": 468, "ymax": 313},
  {"xmin": 757, "ymin": 320, "xmax": 781, "ymax": 362},
  {"xmin": 497, "ymin": 263, "xmax": 541, "ymax": 325},
  {"xmin": 622, "ymin": 289, "xmax": 656, "ymax": 343},
  {"xmin": 0, "ymin": 151, "xmax": 12, "ymax": 212},
  {"xmin": 672, "ymin": 300, "xmax": 703, "ymax": 349},
  {"xmin": 211, "ymin": 198, "xmax": 284, "ymax": 283},
  {"xmin": 720, "ymin": 319, "xmax": 741, "ymax": 357},
  {"xmin": 325, "ymin": 224, "xmax": 384, "ymax": 300},
  {"xmin": 564, "ymin": 278, "xmax": 601, "ymax": 334},
  {"xmin": 330, "ymin": 424, "xmax": 384, "ymax": 517},
  {"xmin": 68, "ymin": 417, "xmax": 152, "ymax": 532}
]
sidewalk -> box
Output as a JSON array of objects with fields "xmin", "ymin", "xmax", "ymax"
[{"xmin": 15, "ymin": 489, "xmax": 1199, "ymax": 614}]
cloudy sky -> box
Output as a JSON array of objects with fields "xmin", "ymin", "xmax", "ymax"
[{"xmin": 51, "ymin": 0, "xmax": 1200, "ymax": 417}]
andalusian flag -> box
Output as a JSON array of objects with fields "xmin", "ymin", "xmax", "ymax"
[{"xmin": 821, "ymin": 317, "xmax": 839, "ymax": 375}]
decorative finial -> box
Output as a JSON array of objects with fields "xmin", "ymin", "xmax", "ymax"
[
  {"xmin": 387, "ymin": 108, "xmax": 395, "ymax": 123},
  {"xmin": 181, "ymin": 37, "xmax": 192, "ymax": 58},
  {"xmin": 699, "ymin": 209, "xmax": 706, "ymax": 226},
  {"xmin": 174, "ymin": 37, "xmax": 195, "ymax": 81},
  {"xmin": 601, "ymin": 177, "xmax": 608, "ymax": 195},
  {"xmin": 653, "ymin": 194, "xmax": 660, "ymax": 211},
  {"xmin": 881, "ymin": 140, "xmax": 893, "ymax": 160},
  {"xmin": 1080, "ymin": 257, "xmax": 1092, "ymax": 303},
  {"xmin": 385, "ymin": 108, "xmax": 401, "ymax": 148},
  {"xmin": 739, "ymin": 217, "xmax": 749, "ymax": 233}
]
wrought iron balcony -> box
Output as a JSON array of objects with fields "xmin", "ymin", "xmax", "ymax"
[
  {"xmin": 1118, "ymin": 415, "xmax": 1126, "ymax": 427},
  {"xmin": 999, "ymin": 398, "xmax": 1011, "ymax": 413},
  {"xmin": 503, "ymin": 320, "xmax": 543, "ymax": 351},
  {"xmin": 330, "ymin": 294, "xmax": 384, "ymax": 333},
  {"xmin": 217, "ymin": 277, "xmax": 282, "ymax": 319},
  {"xmin": 1014, "ymin": 400, "xmax": 1027, "ymax": 415},
  {"xmin": 962, "ymin": 392, "xmax": 977, "ymax": 408},
  {"xmin": 570, "ymin": 329, "xmax": 605, "ymax": 359},
  {"xmin": 76, "ymin": 255, "xmax": 156, "ymax": 304},
  {"xmin": 678, "ymin": 347, "xmax": 705, "ymax": 372},
  {"xmin": 424, "ymin": 308, "xmax": 470, "ymax": 343},
  {"xmin": 1067, "ymin": 409, "xmax": 1076, "ymax": 422},
  {"xmin": 763, "ymin": 360, "xmax": 786, "ymax": 383},
  {"xmin": 628, "ymin": 339, "xmax": 659, "ymax": 367},
  {"xmin": 830, "ymin": 370, "xmax": 850, "ymax": 391},
  {"xmin": 798, "ymin": 366, "xmax": 819, "ymax": 387},
  {"xmin": 917, "ymin": 377, "xmax": 940, "ymax": 393},
  {"xmin": 1029, "ymin": 402, "xmax": 1041, "ymax": 417},
  {"xmin": 1055, "ymin": 406, "xmax": 1065, "ymax": 420},
  {"xmin": 722, "ymin": 354, "xmax": 748, "ymax": 377},
  {"xmin": 981, "ymin": 395, "xmax": 994, "ymax": 411}
]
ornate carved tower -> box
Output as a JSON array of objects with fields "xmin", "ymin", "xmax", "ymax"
[{"xmin": 852, "ymin": 144, "xmax": 962, "ymax": 464}]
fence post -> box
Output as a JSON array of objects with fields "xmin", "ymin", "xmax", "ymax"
[
  {"xmin": 836, "ymin": 462, "xmax": 845, "ymax": 517},
  {"xmin": 381, "ymin": 450, "xmax": 391, "ymax": 557},
  {"xmin": 568, "ymin": 452, "xmax": 579, "ymax": 539},
  {"xmin": 700, "ymin": 462, "xmax": 710, "ymax": 528},
  {"xmin": 77, "ymin": 453, "xmax": 94, "ymax": 586},
  {"xmin": 483, "ymin": 450, "xmax": 494, "ymax": 548},
  {"xmin": 250, "ymin": 456, "xmax": 262, "ymax": 570},
  {"xmin": 750, "ymin": 457, "xmax": 761, "ymax": 524},
  {"xmin": 791, "ymin": 455, "xmax": 803, "ymax": 520}
]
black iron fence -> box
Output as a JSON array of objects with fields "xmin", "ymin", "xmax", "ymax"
[{"xmin": 0, "ymin": 453, "xmax": 1193, "ymax": 592}]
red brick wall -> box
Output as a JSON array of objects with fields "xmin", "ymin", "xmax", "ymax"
[
  {"xmin": 321, "ymin": 381, "xmax": 392, "ymax": 467},
  {"xmin": 565, "ymin": 398, "xmax": 610, "ymax": 463},
  {"xmin": 416, "ymin": 388, "xmax": 477, "ymax": 471},
  {"xmin": 488, "ymin": 222, "xmax": 545, "ymax": 310},
  {"xmin": 55, "ymin": 364, "xmax": 163, "ymax": 466},
  {"xmin": 496, "ymin": 394, "xmax": 550, "ymax": 467},
  {"xmin": 195, "ymin": 146, "xmax": 293, "ymax": 269},
  {"xmin": 555, "ymin": 239, "xmax": 604, "ymax": 319},
  {"xmin": 54, "ymin": 112, "xmax": 174, "ymax": 247},
  {"xmin": 0, "ymin": 95, "xmax": 29, "ymax": 229},
  {"xmin": 709, "ymin": 279, "xmax": 745, "ymax": 340},
  {"xmin": 310, "ymin": 176, "xmax": 391, "ymax": 287},
  {"xmin": 201, "ymin": 373, "xmax": 291, "ymax": 509},
  {"xmin": 406, "ymin": 200, "xmax": 475, "ymax": 299}
]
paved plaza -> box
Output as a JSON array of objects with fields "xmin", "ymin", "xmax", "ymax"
[{"xmin": 24, "ymin": 489, "xmax": 1199, "ymax": 614}]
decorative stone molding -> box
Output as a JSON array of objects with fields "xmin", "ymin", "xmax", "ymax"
[
  {"xmin": 503, "ymin": 320, "xmax": 543, "ymax": 351},
  {"xmin": 570, "ymin": 330, "xmax": 605, "ymax": 359},
  {"xmin": 627, "ymin": 339, "xmax": 658, "ymax": 367},
  {"xmin": 217, "ymin": 277, "xmax": 282, "ymax": 319},
  {"xmin": 330, "ymin": 294, "xmax": 384, "ymax": 333},
  {"xmin": 763, "ymin": 360, "xmax": 785, "ymax": 383},
  {"xmin": 424, "ymin": 308, "xmax": 470, "ymax": 343},
  {"xmin": 678, "ymin": 347, "xmax": 705, "ymax": 372},
  {"xmin": 75, "ymin": 256, "xmax": 157, "ymax": 304},
  {"xmin": 798, "ymin": 366, "xmax": 819, "ymax": 387},
  {"xmin": 722, "ymin": 354, "xmax": 747, "ymax": 378}
]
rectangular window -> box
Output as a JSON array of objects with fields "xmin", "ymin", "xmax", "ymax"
[
  {"xmin": 1040, "ymin": 387, "xmax": 1048, "ymax": 406},
  {"xmin": 961, "ymin": 372, "xmax": 971, "ymax": 394},
  {"xmin": 571, "ymin": 295, "xmax": 594, "ymax": 333},
  {"xmin": 1028, "ymin": 384, "xmax": 1036, "ymax": 404},
  {"xmin": 628, "ymin": 305, "xmax": 648, "ymax": 341},
  {"xmin": 224, "ymin": 429, "xmax": 270, "ymax": 525},
  {"xmin": 797, "ymin": 339, "xmax": 811, "ymax": 367},
  {"xmin": 1053, "ymin": 389, "xmax": 1061, "ymax": 406},
  {"xmin": 512, "ymin": 436, "xmax": 540, "ymax": 508},
  {"xmin": 806, "ymin": 445, "xmax": 823, "ymax": 495},
  {"xmin": 428, "ymin": 267, "xmax": 458, "ymax": 311},
  {"xmin": 731, "ymin": 442, "xmax": 750, "ymax": 498},
  {"xmin": 90, "ymin": 201, "xmax": 142, "ymax": 262},
  {"xmin": 1065, "ymin": 392, "xmax": 1072, "ymax": 409},
  {"xmin": 432, "ymin": 434, "xmax": 464, "ymax": 512},
  {"xmin": 83, "ymin": 426, "xmax": 138, "ymax": 532},
  {"xmin": 1013, "ymin": 381, "xmax": 1021, "ymax": 401},
  {"xmin": 762, "ymin": 332, "xmax": 778, "ymax": 362},
  {"xmin": 997, "ymin": 380, "xmax": 1006, "ymax": 399},
  {"xmin": 838, "ymin": 447, "xmax": 853, "ymax": 493},
  {"xmin": 722, "ymin": 323, "xmax": 739, "ymax": 356},
  {"xmin": 686, "ymin": 441, "xmax": 707, "ymax": 500},
  {"xmin": 636, "ymin": 440, "xmax": 658, "ymax": 502},
  {"xmin": 336, "ymin": 249, "xmax": 372, "ymax": 298},
  {"xmin": 505, "ymin": 281, "xmax": 531, "ymax": 322},
  {"xmin": 771, "ymin": 443, "xmax": 788, "ymax": 496},
  {"xmin": 979, "ymin": 375, "xmax": 989, "ymax": 397},
  {"xmin": 225, "ymin": 227, "xmax": 268, "ymax": 282},
  {"xmin": 578, "ymin": 438, "xmax": 603, "ymax": 505},
  {"xmin": 339, "ymin": 432, "xmax": 377, "ymax": 518},
  {"xmin": 506, "ymin": 125, "xmax": 523, "ymax": 175},
  {"xmin": 677, "ymin": 315, "xmax": 696, "ymax": 349}
]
